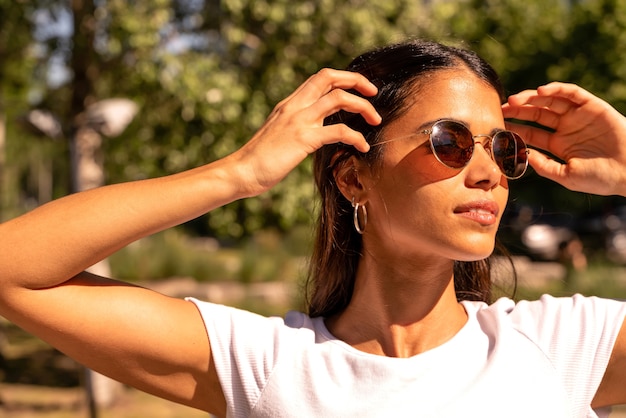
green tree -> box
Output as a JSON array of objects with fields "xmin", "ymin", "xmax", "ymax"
[
  {"xmin": 9, "ymin": 0, "xmax": 626, "ymax": 238},
  {"xmin": 0, "ymin": 0, "xmax": 39, "ymax": 220},
  {"xmin": 99, "ymin": 0, "xmax": 434, "ymax": 237}
]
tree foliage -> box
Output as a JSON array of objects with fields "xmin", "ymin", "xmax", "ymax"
[
  {"xmin": 98, "ymin": 0, "xmax": 429, "ymax": 237},
  {"xmin": 0, "ymin": 0, "xmax": 39, "ymax": 220},
  {"xmin": 4, "ymin": 0, "xmax": 626, "ymax": 237}
]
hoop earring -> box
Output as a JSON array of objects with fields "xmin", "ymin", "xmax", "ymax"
[{"xmin": 352, "ymin": 197, "xmax": 367, "ymax": 234}]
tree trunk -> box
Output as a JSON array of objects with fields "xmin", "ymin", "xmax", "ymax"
[
  {"xmin": 70, "ymin": 1, "xmax": 122, "ymax": 414},
  {"xmin": 0, "ymin": 109, "xmax": 5, "ymax": 222}
]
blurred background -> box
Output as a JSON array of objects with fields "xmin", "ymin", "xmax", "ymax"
[{"xmin": 3, "ymin": 0, "xmax": 626, "ymax": 416}]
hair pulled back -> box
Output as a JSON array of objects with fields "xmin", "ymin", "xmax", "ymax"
[{"xmin": 306, "ymin": 39, "xmax": 507, "ymax": 318}]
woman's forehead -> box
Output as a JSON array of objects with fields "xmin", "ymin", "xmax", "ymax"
[{"xmin": 387, "ymin": 71, "xmax": 504, "ymax": 131}]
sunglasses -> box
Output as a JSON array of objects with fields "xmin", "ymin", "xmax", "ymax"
[{"xmin": 377, "ymin": 119, "xmax": 529, "ymax": 180}]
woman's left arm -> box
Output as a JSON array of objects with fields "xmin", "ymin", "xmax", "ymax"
[{"xmin": 503, "ymin": 82, "xmax": 626, "ymax": 406}]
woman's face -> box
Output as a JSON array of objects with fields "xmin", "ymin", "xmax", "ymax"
[{"xmin": 360, "ymin": 69, "xmax": 510, "ymax": 262}]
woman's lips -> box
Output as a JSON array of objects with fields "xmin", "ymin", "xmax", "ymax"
[{"xmin": 454, "ymin": 201, "xmax": 499, "ymax": 226}]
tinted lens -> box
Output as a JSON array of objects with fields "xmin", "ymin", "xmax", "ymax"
[
  {"xmin": 492, "ymin": 131, "xmax": 528, "ymax": 179},
  {"xmin": 430, "ymin": 121, "xmax": 474, "ymax": 168}
]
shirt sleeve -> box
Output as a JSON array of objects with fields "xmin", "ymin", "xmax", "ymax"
[
  {"xmin": 185, "ymin": 298, "xmax": 291, "ymax": 417},
  {"xmin": 509, "ymin": 294, "xmax": 626, "ymax": 414}
]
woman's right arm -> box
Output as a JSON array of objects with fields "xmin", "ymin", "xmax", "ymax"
[{"xmin": 0, "ymin": 69, "xmax": 381, "ymax": 415}]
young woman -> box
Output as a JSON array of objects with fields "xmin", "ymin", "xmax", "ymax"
[{"xmin": 2, "ymin": 39, "xmax": 626, "ymax": 417}]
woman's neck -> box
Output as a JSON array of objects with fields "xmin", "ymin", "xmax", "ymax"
[{"xmin": 325, "ymin": 253, "xmax": 468, "ymax": 358}]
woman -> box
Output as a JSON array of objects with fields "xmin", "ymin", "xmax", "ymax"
[{"xmin": 1, "ymin": 39, "xmax": 626, "ymax": 417}]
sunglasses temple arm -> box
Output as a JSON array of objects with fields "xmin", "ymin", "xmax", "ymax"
[{"xmin": 368, "ymin": 133, "xmax": 421, "ymax": 148}]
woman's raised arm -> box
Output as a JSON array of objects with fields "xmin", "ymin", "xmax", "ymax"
[{"xmin": 0, "ymin": 69, "xmax": 380, "ymax": 415}]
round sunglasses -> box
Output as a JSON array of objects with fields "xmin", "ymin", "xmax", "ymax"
[{"xmin": 377, "ymin": 119, "xmax": 529, "ymax": 180}]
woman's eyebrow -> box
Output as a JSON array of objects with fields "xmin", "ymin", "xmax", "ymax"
[
  {"xmin": 415, "ymin": 119, "xmax": 439, "ymax": 132},
  {"xmin": 425, "ymin": 118, "xmax": 504, "ymax": 136},
  {"xmin": 416, "ymin": 118, "xmax": 451, "ymax": 132}
]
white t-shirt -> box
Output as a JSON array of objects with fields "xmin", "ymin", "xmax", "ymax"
[{"xmin": 188, "ymin": 294, "xmax": 626, "ymax": 418}]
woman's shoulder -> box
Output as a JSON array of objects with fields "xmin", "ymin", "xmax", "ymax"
[
  {"xmin": 186, "ymin": 297, "xmax": 323, "ymax": 341},
  {"xmin": 465, "ymin": 293, "xmax": 625, "ymax": 319},
  {"xmin": 463, "ymin": 294, "xmax": 626, "ymax": 352}
]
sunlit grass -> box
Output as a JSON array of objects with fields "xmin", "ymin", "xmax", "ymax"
[
  {"xmin": 108, "ymin": 226, "xmax": 312, "ymax": 285},
  {"xmin": 513, "ymin": 256, "xmax": 626, "ymax": 301}
]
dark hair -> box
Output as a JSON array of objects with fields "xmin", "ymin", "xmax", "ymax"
[{"xmin": 306, "ymin": 39, "xmax": 511, "ymax": 318}]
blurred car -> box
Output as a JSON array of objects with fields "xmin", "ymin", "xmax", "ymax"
[
  {"xmin": 499, "ymin": 203, "xmax": 626, "ymax": 264},
  {"xmin": 600, "ymin": 206, "xmax": 626, "ymax": 263},
  {"xmin": 520, "ymin": 223, "xmax": 575, "ymax": 261},
  {"xmin": 498, "ymin": 205, "xmax": 577, "ymax": 261}
]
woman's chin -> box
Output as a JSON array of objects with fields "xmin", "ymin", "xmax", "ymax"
[{"xmin": 453, "ymin": 246, "xmax": 496, "ymax": 262}]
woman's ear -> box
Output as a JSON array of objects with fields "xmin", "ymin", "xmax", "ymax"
[{"xmin": 333, "ymin": 155, "xmax": 368, "ymax": 203}]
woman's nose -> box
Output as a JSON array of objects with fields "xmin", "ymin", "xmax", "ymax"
[{"xmin": 465, "ymin": 140, "xmax": 502, "ymax": 188}]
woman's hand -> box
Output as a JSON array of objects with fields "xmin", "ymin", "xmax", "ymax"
[
  {"xmin": 226, "ymin": 68, "xmax": 381, "ymax": 198},
  {"xmin": 502, "ymin": 82, "xmax": 626, "ymax": 196}
]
